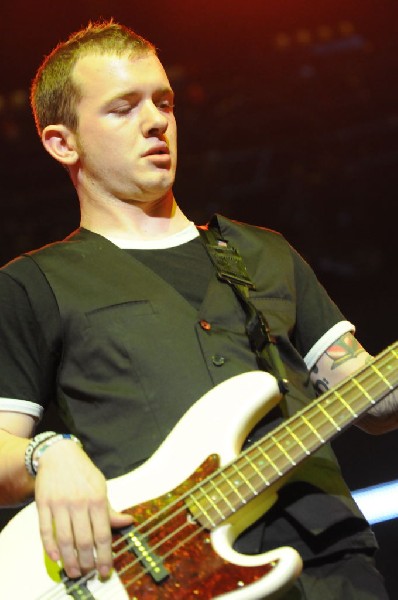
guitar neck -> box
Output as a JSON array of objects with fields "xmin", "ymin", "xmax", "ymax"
[{"xmin": 189, "ymin": 342, "xmax": 398, "ymax": 528}]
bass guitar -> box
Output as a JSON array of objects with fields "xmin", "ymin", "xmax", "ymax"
[{"xmin": 0, "ymin": 342, "xmax": 397, "ymax": 599}]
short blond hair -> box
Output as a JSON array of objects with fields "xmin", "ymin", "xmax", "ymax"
[{"xmin": 31, "ymin": 20, "xmax": 155, "ymax": 135}]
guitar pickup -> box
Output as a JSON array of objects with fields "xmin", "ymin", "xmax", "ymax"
[
  {"xmin": 60, "ymin": 568, "xmax": 96, "ymax": 599},
  {"xmin": 121, "ymin": 527, "xmax": 170, "ymax": 583}
]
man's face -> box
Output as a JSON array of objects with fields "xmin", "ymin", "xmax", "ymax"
[{"xmin": 71, "ymin": 51, "xmax": 177, "ymax": 204}]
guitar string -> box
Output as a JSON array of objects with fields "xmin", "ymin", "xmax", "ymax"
[{"xmin": 37, "ymin": 346, "xmax": 398, "ymax": 599}]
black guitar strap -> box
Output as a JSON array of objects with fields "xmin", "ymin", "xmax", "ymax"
[{"xmin": 198, "ymin": 225, "xmax": 289, "ymax": 395}]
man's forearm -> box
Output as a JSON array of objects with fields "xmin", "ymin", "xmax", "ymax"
[
  {"xmin": 0, "ymin": 430, "xmax": 35, "ymax": 505},
  {"xmin": 309, "ymin": 332, "xmax": 398, "ymax": 435}
]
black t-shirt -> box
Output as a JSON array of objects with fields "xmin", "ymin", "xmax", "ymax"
[{"xmin": 130, "ymin": 237, "xmax": 213, "ymax": 310}]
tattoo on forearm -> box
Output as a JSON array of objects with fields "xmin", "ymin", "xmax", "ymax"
[
  {"xmin": 310, "ymin": 363, "xmax": 330, "ymax": 394},
  {"xmin": 325, "ymin": 334, "xmax": 363, "ymax": 370}
]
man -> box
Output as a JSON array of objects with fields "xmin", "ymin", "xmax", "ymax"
[{"xmin": 0, "ymin": 21, "xmax": 396, "ymax": 599}]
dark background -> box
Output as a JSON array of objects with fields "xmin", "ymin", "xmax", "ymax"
[{"xmin": 1, "ymin": 0, "xmax": 397, "ymax": 595}]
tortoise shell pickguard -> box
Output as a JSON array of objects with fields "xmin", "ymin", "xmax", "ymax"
[{"xmin": 112, "ymin": 455, "xmax": 276, "ymax": 599}]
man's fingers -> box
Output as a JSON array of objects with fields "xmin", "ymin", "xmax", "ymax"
[
  {"xmin": 109, "ymin": 507, "xmax": 134, "ymax": 528},
  {"xmin": 34, "ymin": 446, "xmax": 131, "ymax": 579},
  {"xmin": 89, "ymin": 503, "xmax": 114, "ymax": 578},
  {"xmin": 38, "ymin": 504, "xmax": 60, "ymax": 563},
  {"xmin": 39, "ymin": 504, "xmax": 83, "ymax": 578},
  {"xmin": 38, "ymin": 505, "xmax": 132, "ymax": 579},
  {"xmin": 70, "ymin": 506, "xmax": 97, "ymax": 575},
  {"xmin": 90, "ymin": 505, "xmax": 134, "ymax": 578}
]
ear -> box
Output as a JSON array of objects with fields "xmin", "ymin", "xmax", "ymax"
[{"xmin": 41, "ymin": 124, "xmax": 79, "ymax": 166}]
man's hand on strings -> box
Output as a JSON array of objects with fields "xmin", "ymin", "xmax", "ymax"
[{"xmin": 35, "ymin": 439, "xmax": 133, "ymax": 579}]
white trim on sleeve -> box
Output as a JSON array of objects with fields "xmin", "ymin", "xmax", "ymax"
[
  {"xmin": 304, "ymin": 320, "xmax": 355, "ymax": 371},
  {"xmin": 0, "ymin": 398, "xmax": 44, "ymax": 419}
]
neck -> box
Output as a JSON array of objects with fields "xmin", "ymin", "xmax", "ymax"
[{"xmin": 79, "ymin": 191, "xmax": 191, "ymax": 241}]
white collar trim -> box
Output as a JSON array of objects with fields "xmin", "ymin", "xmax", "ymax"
[{"xmin": 106, "ymin": 222, "xmax": 199, "ymax": 250}]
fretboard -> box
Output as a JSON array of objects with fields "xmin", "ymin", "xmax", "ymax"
[{"xmin": 188, "ymin": 342, "xmax": 398, "ymax": 528}]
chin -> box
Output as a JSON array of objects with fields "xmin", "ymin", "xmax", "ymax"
[
  {"xmin": 144, "ymin": 176, "xmax": 175, "ymax": 196},
  {"xmin": 129, "ymin": 187, "xmax": 173, "ymax": 205}
]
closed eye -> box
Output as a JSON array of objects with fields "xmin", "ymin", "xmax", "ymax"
[
  {"xmin": 157, "ymin": 99, "xmax": 175, "ymax": 112},
  {"xmin": 111, "ymin": 105, "xmax": 133, "ymax": 115}
]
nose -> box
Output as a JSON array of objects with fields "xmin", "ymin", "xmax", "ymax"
[{"xmin": 141, "ymin": 100, "xmax": 168, "ymax": 137}]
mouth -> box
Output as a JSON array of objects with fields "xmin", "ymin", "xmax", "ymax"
[
  {"xmin": 143, "ymin": 144, "xmax": 170, "ymax": 158},
  {"xmin": 142, "ymin": 144, "xmax": 171, "ymax": 169}
]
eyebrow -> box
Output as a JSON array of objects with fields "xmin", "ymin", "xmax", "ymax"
[{"xmin": 106, "ymin": 86, "xmax": 174, "ymax": 105}]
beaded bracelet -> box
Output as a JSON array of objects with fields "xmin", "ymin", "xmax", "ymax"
[
  {"xmin": 24, "ymin": 431, "xmax": 57, "ymax": 477},
  {"xmin": 25, "ymin": 432, "xmax": 82, "ymax": 477},
  {"xmin": 31, "ymin": 433, "xmax": 82, "ymax": 476}
]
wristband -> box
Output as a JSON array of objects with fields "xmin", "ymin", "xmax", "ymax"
[
  {"xmin": 25, "ymin": 432, "xmax": 82, "ymax": 477},
  {"xmin": 32, "ymin": 433, "xmax": 82, "ymax": 475},
  {"xmin": 24, "ymin": 431, "xmax": 57, "ymax": 477}
]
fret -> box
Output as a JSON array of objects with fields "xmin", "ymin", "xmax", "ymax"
[
  {"xmin": 300, "ymin": 414, "xmax": 325, "ymax": 443},
  {"xmin": 208, "ymin": 478, "xmax": 235, "ymax": 513},
  {"xmin": 219, "ymin": 470, "xmax": 245, "ymax": 506},
  {"xmin": 356, "ymin": 375, "xmax": 388, "ymax": 404},
  {"xmin": 370, "ymin": 363, "xmax": 394, "ymax": 390},
  {"xmin": 332, "ymin": 390, "xmax": 358, "ymax": 418},
  {"xmin": 384, "ymin": 348, "xmax": 398, "ymax": 382},
  {"xmin": 250, "ymin": 450, "xmax": 273, "ymax": 472},
  {"xmin": 285, "ymin": 420, "xmax": 320, "ymax": 456},
  {"xmin": 188, "ymin": 489, "xmax": 217, "ymax": 527},
  {"xmin": 317, "ymin": 402, "xmax": 341, "ymax": 431},
  {"xmin": 230, "ymin": 463, "xmax": 257, "ymax": 495},
  {"xmin": 242, "ymin": 452, "xmax": 270, "ymax": 487},
  {"xmin": 199, "ymin": 486, "xmax": 225, "ymax": 521},
  {"xmin": 257, "ymin": 446, "xmax": 283, "ymax": 476},
  {"xmin": 320, "ymin": 392, "xmax": 359, "ymax": 431},
  {"xmin": 285, "ymin": 425, "xmax": 310, "ymax": 455},
  {"xmin": 351, "ymin": 377, "xmax": 374, "ymax": 404},
  {"xmin": 247, "ymin": 447, "xmax": 279, "ymax": 482},
  {"xmin": 270, "ymin": 435, "xmax": 296, "ymax": 466}
]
